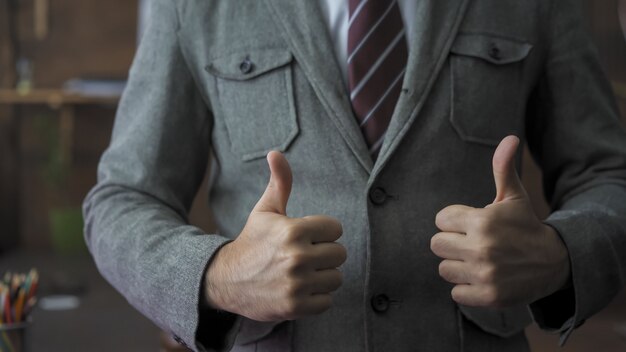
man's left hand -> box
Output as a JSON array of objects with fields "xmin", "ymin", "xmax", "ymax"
[{"xmin": 431, "ymin": 135, "xmax": 571, "ymax": 308}]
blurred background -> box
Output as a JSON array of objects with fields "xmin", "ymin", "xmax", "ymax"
[{"xmin": 0, "ymin": 0, "xmax": 625, "ymax": 351}]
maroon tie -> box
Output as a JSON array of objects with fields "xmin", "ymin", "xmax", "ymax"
[{"xmin": 348, "ymin": 0, "xmax": 408, "ymax": 160}]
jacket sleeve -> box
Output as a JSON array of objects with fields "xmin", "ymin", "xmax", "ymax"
[
  {"xmin": 526, "ymin": 0, "xmax": 626, "ymax": 345},
  {"xmin": 82, "ymin": 1, "xmax": 241, "ymax": 350}
]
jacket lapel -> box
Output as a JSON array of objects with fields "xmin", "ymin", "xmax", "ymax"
[
  {"xmin": 263, "ymin": 0, "xmax": 374, "ymax": 173},
  {"xmin": 372, "ymin": 0, "xmax": 471, "ymax": 179}
]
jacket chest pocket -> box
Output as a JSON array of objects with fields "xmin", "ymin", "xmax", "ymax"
[
  {"xmin": 449, "ymin": 33, "xmax": 533, "ymax": 147},
  {"xmin": 205, "ymin": 48, "xmax": 299, "ymax": 161}
]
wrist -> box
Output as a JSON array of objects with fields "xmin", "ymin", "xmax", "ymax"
[
  {"xmin": 543, "ymin": 224, "xmax": 572, "ymax": 294},
  {"xmin": 203, "ymin": 242, "xmax": 235, "ymax": 311}
]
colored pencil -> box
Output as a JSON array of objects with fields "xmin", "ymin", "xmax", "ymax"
[
  {"xmin": 14, "ymin": 289, "xmax": 25, "ymax": 323},
  {"xmin": 3, "ymin": 290, "xmax": 11, "ymax": 324},
  {"xmin": 0, "ymin": 270, "xmax": 39, "ymax": 325},
  {"xmin": 27, "ymin": 271, "xmax": 38, "ymax": 302}
]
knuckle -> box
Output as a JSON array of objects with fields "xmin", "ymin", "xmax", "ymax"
[
  {"xmin": 284, "ymin": 278, "xmax": 305, "ymax": 297},
  {"xmin": 330, "ymin": 217, "xmax": 344, "ymax": 236},
  {"xmin": 483, "ymin": 286, "xmax": 501, "ymax": 307},
  {"xmin": 438, "ymin": 261, "xmax": 450, "ymax": 278},
  {"xmin": 450, "ymin": 286, "xmax": 465, "ymax": 304},
  {"xmin": 281, "ymin": 299, "xmax": 300, "ymax": 319},
  {"xmin": 471, "ymin": 213, "xmax": 494, "ymax": 234},
  {"xmin": 336, "ymin": 244, "xmax": 348, "ymax": 264},
  {"xmin": 324, "ymin": 217, "xmax": 344, "ymax": 239},
  {"xmin": 430, "ymin": 234, "xmax": 445, "ymax": 254},
  {"xmin": 477, "ymin": 247, "xmax": 490, "ymax": 262},
  {"xmin": 471, "ymin": 244, "xmax": 494, "ymax": 263},
  {"xmin": 431, "ymin": 234, "xmax": 457, "ymax": 258},
  {"xmin": 290, "ymin": 251, "xmax": 307, "ymax": 264},
  {"xmin": 438, "ymin": 261, "xmax": 460, "ymax": 283},
  {"xmin": 285, "ymin": 251, "xmax": 309, "ymax": 273},
  {"xmin": 435, "ymin": 207, "xmax": 451, "ymax": 228},
  {"xmin": 477, "ymin": 264, "xmax": 496, "ymax": 284},
  {"xmin": 304, "ymin": 215, "xmax": 344, "ymax": 239},
  {"xmin": 282, "ymin": 222, "xmax": 303, "ymax": 243},
  {"xmin": 430, "ymin": 234, "xmax": 439, "ymax": 252},
  {"xmin": 287, "ymin": 252, "xmax": 309, "ymax": 274}
]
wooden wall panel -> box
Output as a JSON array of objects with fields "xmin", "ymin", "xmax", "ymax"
[
  {"xmin": 0, "ymin": 108, "xmax": 20, "ymax": 252},
  {"xmin": 18, "ymin": 106, "xmax": 116, "ymax": 248},
  {"xmin": 17, "ymin": 0, "xmax": 137, "ymax": 87},
  {"xmin": 0, "ymin": 0, "xmax": 138, "ymax": 249}
]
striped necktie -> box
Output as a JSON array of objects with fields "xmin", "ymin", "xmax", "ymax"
[{"xmin": 348, "ymin": 0, "xmax": 408, "ymax": 160}]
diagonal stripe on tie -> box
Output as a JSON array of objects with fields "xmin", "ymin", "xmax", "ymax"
[
  {"xmin": 348, "ymin": 0, "xmax": 399, "ymax": 63},
  {"xmin": 348, "ymin": 0, "xmax": 369, "ymax": 28},
  {"xmin": 350, "ymin": 29, "xmax": 406, "ymax": 101},
  {"xmin": 360, "ymin": 68, "xmax": 406, "ymax": 127},
  {"xmin": 352, "ymin": 37, "xmax": 407, "ymax": 126}
]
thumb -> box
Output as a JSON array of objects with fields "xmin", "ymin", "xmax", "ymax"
[
  {"xmin": 253, "ymin": 151, "xmax": 293, "ymax": 215},
  {"xmin": 492, "ymin": 135, "xmax": 526, "ymax": 203}
]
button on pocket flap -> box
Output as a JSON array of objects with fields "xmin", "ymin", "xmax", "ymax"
[
  {"xmin": 450, "ymin": 33, "xmax": 533, "ymax": 65},
  {"xmin": 205, "ymin": 49, "xmax": 293, "ymax": 81}
]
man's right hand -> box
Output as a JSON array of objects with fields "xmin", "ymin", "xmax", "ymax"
[{"xmin": 203, "ymin": 151, "xmax": 347, "ymax": 322}]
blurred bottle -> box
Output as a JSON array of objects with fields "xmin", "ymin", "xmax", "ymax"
[{"xmin": 16, "ymin": 58, "xmax": 33, "ymax": 95}]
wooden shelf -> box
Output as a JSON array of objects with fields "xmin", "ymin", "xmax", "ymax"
[
  {"xmin": 0, "ymin": 89, "xmax": 120, "ymax": 164},
  {"xmin": 0, "ymin": 89, "xmax": 119, "ymax": 108}
]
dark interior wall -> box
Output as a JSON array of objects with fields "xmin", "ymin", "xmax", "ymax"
[
  {"xmin": 586, "ymin": 0, "xmax": 626, "ymax": 83},
  {"xmin": 0, "ymin": 0, "xmax": 139, "ymax": 249},
  {"xmin": 0, "ymin": 0, "xmax": 217, "ymax": 249},
  {"xmin": 0, "ymin": 1, "xmax": 19, "ymax": 251},
  {"xmin": 16, "ymin": 0, "xmax": 138, "ymax": 87},
  {"xmin": 523, "ymin": 1, "xmax": 626, "ymax": 219},
  {"xmin": 587, "ymin": 0, "xmax": 626, "ymax": 119},
  {"xmin": 0, "ymin": 1, "xmax": 625, "ymax": 249}
]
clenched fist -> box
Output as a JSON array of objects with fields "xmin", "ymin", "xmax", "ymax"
[
  {"xmin": 431, "ymin": 136, "xmax": 571, "ymax": 308},
  {"xmin": 203, "ymin": 151, "xmax": 347, "ymax": 321}
]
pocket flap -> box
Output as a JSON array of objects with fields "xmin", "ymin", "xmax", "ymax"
[
  {"xmin": 205, "ymin": 48, "xmax": 293, "ymax": 81},
  {"xmin": 450, "ymin": 33, "xmax": 533, "ymax": 65}
]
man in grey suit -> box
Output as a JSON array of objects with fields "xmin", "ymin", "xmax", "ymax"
[{"xmin": 83, "ymin": 0, "xmax": 626, "ymax": 351}]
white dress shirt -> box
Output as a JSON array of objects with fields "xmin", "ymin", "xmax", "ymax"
[{"xmin": 318, "ymin": 0, "xmax": 417, "ymax": 87}]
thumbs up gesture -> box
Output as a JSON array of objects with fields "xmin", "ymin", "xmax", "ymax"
[
  {"xmin": 203, "ymin": 151, "xmax": 347, "ymax": 321},
  {"xmin": 431, "ymin": 136, "xmax": 571, "ymax": 308}
]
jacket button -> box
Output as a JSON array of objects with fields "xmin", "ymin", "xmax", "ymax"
[
  {"xmin": 488, "ymin": 44, "xmax": 501, "ymax": 61},
  {"xmin": 369, "ymin": 187, "xmax": 388, "ymax": 205},
  {"xmin": 371, "ymin": 294, "xmax": 390, "ymax": 313},
  {"xmin": 239, "ymin": 58, "xmax": 254, "ymax": 74}
]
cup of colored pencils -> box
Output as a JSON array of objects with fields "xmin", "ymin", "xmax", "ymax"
[{"xmin": 0, "ymin": 269, "xmax": 39, "ymax": 352}]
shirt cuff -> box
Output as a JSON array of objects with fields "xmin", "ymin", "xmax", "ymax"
[
  {"xmin": 528, "ymin": 282, "xmax": 584, "ymax": 346},
  {"xmin": 195, "ymin": 307, "xmax": 242, "ymax": 352}
]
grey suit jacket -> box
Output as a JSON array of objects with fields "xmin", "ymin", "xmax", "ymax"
[{"xmin": 83, "ymin": 0, "xmax": 626, "ymax": 351}]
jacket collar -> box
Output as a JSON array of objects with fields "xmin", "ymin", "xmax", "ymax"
[
  {"xmin": 263, "ymin": 0, "xmax": 471, "ymax": 177},
  {"xmin": 372, "ymin": 0, "xmax": 471, "ymax": 180}
]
